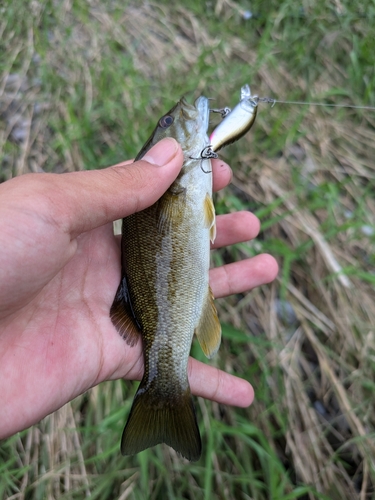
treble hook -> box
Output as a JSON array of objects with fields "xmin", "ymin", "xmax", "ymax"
[
  {"xmin": 189, "ymin": 145, "xmax": 218, "ymax": 161},
  {"xmin": 189, "ymin": 145, "xmax": 217, "ymax": 173}
]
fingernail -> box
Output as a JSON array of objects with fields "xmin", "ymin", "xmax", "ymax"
[{"xmin": 143, "ymin": 138, "xmax": 179, "ymax": 167}]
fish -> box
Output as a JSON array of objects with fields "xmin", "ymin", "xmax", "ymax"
[{"xmin": 110, "ymin": 94, "xmax": 222, "ymax": 462}]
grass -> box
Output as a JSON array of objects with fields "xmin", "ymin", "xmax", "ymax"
[{"xmin": 1, "ymin": 0, "xmax": 375, "ymax": 498}]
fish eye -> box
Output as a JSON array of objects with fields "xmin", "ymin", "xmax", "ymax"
[{"xmin": 159, "ymin": 115, "xmax": 174, "ymax": 128}]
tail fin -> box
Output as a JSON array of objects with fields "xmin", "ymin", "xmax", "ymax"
[{"xmin": 121, "ymin": 380, "xmax": 201, "ymax": 462}]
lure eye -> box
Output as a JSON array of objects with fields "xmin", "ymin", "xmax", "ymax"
[{"xmin": 159, "ymin": 115, "xmax": 174, "ymax": 128}]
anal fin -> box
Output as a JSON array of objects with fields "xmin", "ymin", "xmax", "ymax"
[
  {"xmin": 110, "ymin": 276, "xmax": 141, "ymax": 346},
  {"xmin": 195, "ymin": 286, "xmax": 221, "ymax": 358}
]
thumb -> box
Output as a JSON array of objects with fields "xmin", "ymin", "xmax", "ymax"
[{"xmin": 54, "ymin": 137, "xmax": 183, "ymax": 235}]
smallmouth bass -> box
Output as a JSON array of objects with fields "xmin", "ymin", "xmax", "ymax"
[{"xmin": 110, "ymin": 95, "xmax": 221, "ymax": 461}]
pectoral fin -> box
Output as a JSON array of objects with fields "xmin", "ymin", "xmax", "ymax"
[
  {"xmin": 195, "ymin": 286, "xmax": 221, "ymax": 359},
  {"xmin": 110, "ymin": 276, "xmax": 141, "ymax": 346},
  {"xmin": 203, "ymin": 193, "xmax": 216, "ymax": 243}
]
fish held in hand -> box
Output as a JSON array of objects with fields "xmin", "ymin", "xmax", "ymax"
[{"xmin": 110, "ymin": 95, "xmax": 221, "ymax": 461}]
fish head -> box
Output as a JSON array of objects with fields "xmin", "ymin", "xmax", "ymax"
[{"xmin": 135, "ymin": 96, "xmax": 210, "ymax": 161}]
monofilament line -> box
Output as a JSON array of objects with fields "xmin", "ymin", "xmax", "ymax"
[{"xmin": 269, "ymin": 100, "xmax": 375, "ymax": 111}]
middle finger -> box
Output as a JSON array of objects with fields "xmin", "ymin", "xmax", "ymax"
[
  {"xmin": 212, "ymin": 159, "xmax": 232, "ymax": 192},
  {"xmin": 212, "ymin": 211, "xmax": 260, "ymax": 249}
]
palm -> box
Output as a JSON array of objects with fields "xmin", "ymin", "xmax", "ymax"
[{"xmin": 1, "ymin": 219, "xmax": 129, "ymax": 427}]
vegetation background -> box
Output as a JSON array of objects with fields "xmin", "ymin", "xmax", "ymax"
[{"xmin": 1, "ymin": 0, "xmax": 375, "ymax": 498}]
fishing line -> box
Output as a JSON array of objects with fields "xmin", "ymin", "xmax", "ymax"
[{"xmin": 258, "ymin": 98, "xmax": 375, "ymax": 111}]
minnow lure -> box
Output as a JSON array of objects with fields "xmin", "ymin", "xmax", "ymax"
[{"xmin": 194, "ymin": 84, "xmax": 272, "ymax": 161}]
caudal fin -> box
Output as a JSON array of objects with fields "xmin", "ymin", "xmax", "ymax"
[{"xmin": 121, "ymin": 381, "xmax": 201, "ymax": 462}]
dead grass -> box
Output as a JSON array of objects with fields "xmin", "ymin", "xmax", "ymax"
[{"xmin": 1, "ymin": 1, "xmax": 375, "ymax": 498}]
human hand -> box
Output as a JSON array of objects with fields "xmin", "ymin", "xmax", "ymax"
[{"xmin": 0, "ymin": 138, "xmax": 278, "ymax": 439}]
